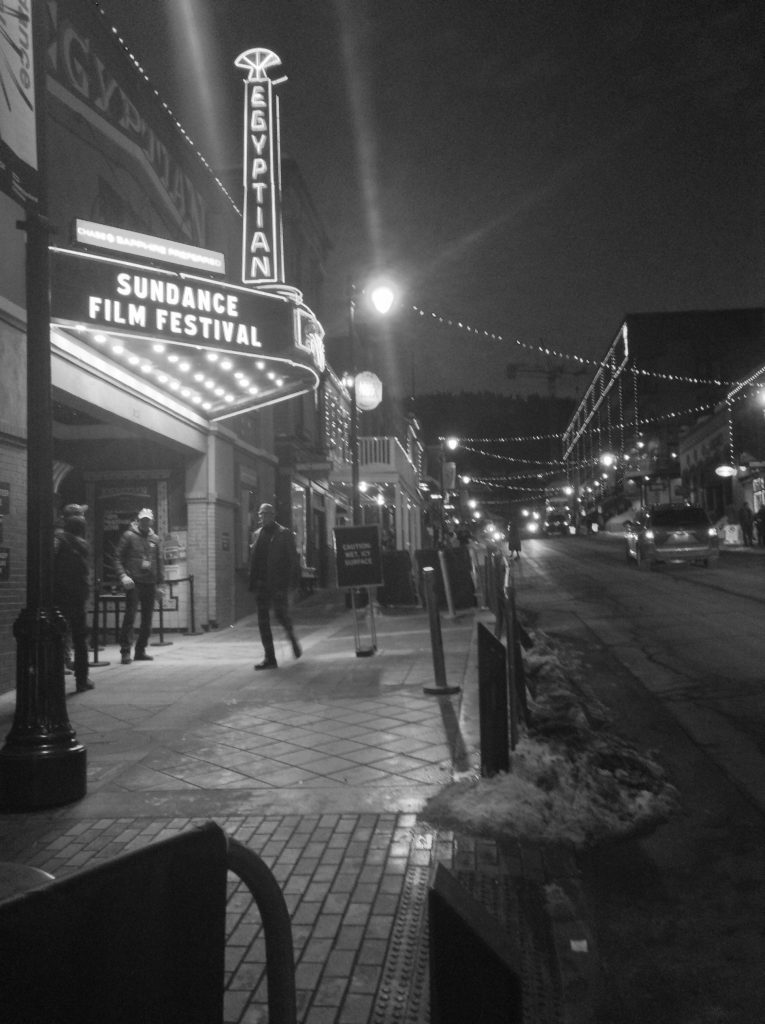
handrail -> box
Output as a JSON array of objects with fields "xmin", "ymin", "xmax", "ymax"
[{"xmin": 226, "ymin": 836, "xmax": 297, "ymax": 1024}]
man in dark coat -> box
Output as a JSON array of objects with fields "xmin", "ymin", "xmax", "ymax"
[
  {"xmin": 114, "ymin": 508, "xmax": 164, "ymax": 664},
  {"xmin": 248, "ymin": 503, "xmax": 301, "ymax": 670},
  {"xmin": 54, "ymin": 504, "xmax": 93, "ymax": 693}
]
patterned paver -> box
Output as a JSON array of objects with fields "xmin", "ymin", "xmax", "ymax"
[{"xmin": 0, "ymin": 602, "xmax": 573, "ymax": 1022}]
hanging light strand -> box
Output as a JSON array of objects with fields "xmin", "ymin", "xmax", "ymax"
[
  {"xmin": 93, "ymin": 2, "xmax": 242, "ymax": 217},
  {"xmin": 411, "ymin": 304, "xmax": 737, "ymax": 387}
]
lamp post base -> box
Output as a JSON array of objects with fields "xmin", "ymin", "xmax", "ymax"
[
  {"xmin": 0, "ymin": 744, "xmax": 87, "ymax": 811},
  {"xmin": 0, "ymin": 607, "xmax": 87, "ymax": 810}
]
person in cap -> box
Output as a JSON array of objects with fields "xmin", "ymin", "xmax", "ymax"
[
  {"xmin": 114, "ymin": 508, "xmax": 164, "ymax": 665},
  {"xmin": 248, "ymin": 503, "xmax": 301, "ymax": 670},
  {"xmin": 53, "ymin": 504, "xmax": 93, "ymax": 693}
]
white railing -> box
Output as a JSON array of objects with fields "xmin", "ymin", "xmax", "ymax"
[{"xmin": 358, "ymin": 436, "xmax": 420, "ymax": 493}]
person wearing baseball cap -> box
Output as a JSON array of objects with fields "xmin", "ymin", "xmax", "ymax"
[{"xmin": 114, "ymin": 508, "xmax": 164, "ymax": 665}]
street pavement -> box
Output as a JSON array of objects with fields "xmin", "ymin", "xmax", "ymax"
[{"xmin": 1, "ymin": 544, "xmax": 762, "ymax": 1022}]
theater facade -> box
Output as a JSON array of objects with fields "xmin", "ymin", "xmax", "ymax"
[{"xmin": 0, "ymin": 1, "xmax": 329, "ymax": 691}]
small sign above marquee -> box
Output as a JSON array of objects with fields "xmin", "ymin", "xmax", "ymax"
[{"xmin": 75, "ymin": 220, "xmax": 226, "ymax": 276}]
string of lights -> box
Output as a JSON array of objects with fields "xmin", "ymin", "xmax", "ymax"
[
  {"xmin": 471, "ymin": 469, "xmax": 563, "ymax": 485},
  {"xmin": 94, "ymin": 3, "xmax": 243, "ymax": 218},
  {"xmin": 413, "ymin": 304, "xmax": 737, "ymax": 387},
  {"xmin": 439, "ymin": 393, "xmax": 760, "ymax": 450},
  {"xmin": 458, "ymin": 443, "xmax": 564, "ymax": 466}
]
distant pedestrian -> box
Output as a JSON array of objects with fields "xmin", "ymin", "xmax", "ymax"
[
  {"xmin": 755, "ymin": 505, "xmax": 765, "ymax": 547},
  {"xmin": 739, "ymin": 502, "xmax": 754, "ymax": 547},
  {"xmin": 114, "ymin": 508, "xmax": 164, "ymax": 664},
  {"xmin": 248, "ymin": 503, "xmax": 301, "ymax": 670},
  {"xmin": 54, "ymin": 504, "xmax": 93, "ymax": 693},
  {"xmin": 507, "ymin": 515, "xmax": 522, "ymax": 559}
]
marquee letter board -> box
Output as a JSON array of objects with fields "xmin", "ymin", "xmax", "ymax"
[{"xmin": 334, "ymin": 525, "xmax": 383, "ymax": 589}]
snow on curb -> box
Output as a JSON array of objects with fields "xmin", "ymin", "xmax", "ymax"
[{"xmin": 422, "ymin": 629, "xmax": 679, "ymax": 850}]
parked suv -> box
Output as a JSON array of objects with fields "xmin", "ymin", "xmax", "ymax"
[{"xmin": 624, "ymin": 504, "xmax": 719, "ymax": 569}]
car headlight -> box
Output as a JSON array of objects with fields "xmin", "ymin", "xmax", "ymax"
[
  {"xmin": 644, "ymin": 529, "xmax": 654, "ymax": 541},
  {"xmin": 528, "ymin": 522, "xmax": 538, "ymax": 533},
  {"xmin": 708, "ymin": 527, "xmax": 718, "ymax": 537}
]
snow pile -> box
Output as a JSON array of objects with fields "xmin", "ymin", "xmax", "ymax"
[{"xmin": 422, "ymin": 630, "xmax": 679, "ymax": 849}]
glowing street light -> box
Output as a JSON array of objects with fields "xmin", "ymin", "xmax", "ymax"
[{"xmin": 348, "ymin": 277, "xmax": 398, "ymax": 524}]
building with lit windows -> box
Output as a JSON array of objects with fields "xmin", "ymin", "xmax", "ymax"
[{"xmin": 562, "ymin": 309, "xmax": 765, "ymax": 529}]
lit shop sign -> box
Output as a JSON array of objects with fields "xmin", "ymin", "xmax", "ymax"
[
  {"xmin": 75, "ymin": 221, "xmax": 225, "ymax": 275},
  {"xmin": 235, "ymin": 48, "xmax": 285, "ymax": 286},
  {"xmin": 50, "ymin": 250, "xmax": 295, "ymax": 356}
]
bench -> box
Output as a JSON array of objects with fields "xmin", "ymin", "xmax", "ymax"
[{"xmin": 0, "ymin": 821, "xmax": 296, "ymax": 1024}]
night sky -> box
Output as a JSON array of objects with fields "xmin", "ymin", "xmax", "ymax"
[{"xmin": 95, "ymin": 0, "xmax": 764, "ymax": 397}]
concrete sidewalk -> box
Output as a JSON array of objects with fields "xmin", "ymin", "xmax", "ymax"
[{"xmin": 0, "ymin": 592, "xmax": 582, "ymax": 1024}]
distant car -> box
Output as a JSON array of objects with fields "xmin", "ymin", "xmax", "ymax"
[
  {"xmin": 518, "ymin": 508, "xmax": 543, "ymax": 536},
  {"xmin": 624, "ymin": 505, "xmax": 719, "ymax": 569},
  {"xmin": 544, "ymin": 511, "xmax": 572, "ymax": 536}
]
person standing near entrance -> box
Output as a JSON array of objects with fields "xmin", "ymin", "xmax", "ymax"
[
  {"xmin": 248, "ymin": 503, "xmax": 301, "ymax": 670},
  {"xmin": 739, "ymin": 501, "xmax": 754, "ymax": 547},
  {"xmin": 115, "ymin": 508, "xmax": 164, "ymax": 665},
  {"xmin": 54, "ymin": 504, "xmax": 94, "ymax": 693}
]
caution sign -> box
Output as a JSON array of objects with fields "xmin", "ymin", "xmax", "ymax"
[{"xmin": 334, "ymin": 526, "xmax": 382, "ymax": 589}]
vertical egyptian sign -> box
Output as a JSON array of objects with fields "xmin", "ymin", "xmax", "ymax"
[
  {"xmin": 235, "ymin": 48, "xmax": 284, "ymax": 286},
  {"xmin": 0, "ymin": 0, "xmax": 39, "ymax": 206}
]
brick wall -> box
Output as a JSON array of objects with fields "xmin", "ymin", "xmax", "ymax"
[{"xmin": 0, "ymin": 440, "xmax": 27, "ymax": 695}]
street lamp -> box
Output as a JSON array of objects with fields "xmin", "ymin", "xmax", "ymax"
[
  {"xmin": 0, "ymin": 3, "xmax": 86, "ymax": 810},
  {"xmin": 347, "ymin": 279, "xmax": 397, "ymax": 525}
]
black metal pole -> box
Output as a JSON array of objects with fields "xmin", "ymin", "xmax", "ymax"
[
  {"xmin": 349, "ymin": 287, "xmax": 361, "ymax": 527},
  {"xmin": 89, "ymin": 582, "xmax": 110, "ymax": 667},
  {"xmin": 0, "ymin": 0, "xmax": 86, "ymax": 809},
  {"xmin": 422, "ymin": 567, "xmax": 460, "ymax": 696}
]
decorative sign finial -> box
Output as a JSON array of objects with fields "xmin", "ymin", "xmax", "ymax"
[{"xmin": 234, "ymin": 48, "xmax": 282, "ymax": 82}]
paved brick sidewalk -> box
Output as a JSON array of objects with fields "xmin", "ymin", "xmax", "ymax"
[{"xmin": 0, "ymin": 599, "xmax": 581, "ymax": 1023}]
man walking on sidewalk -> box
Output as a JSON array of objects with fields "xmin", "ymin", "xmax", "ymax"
[
  {"xmin": 248, "ymin": 503, "xmax": 301, "ymax": 670},
  {"xmin": 115, "ymin": 508, "xmax": 164, "ymax": 665}
]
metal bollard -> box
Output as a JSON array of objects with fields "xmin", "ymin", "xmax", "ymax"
[
  {"xmin": 422, "ymin": 567, "xmax": 461, "ymax": 696},
  {"xmin": 89, "ymin": 581, "xmax": 110, "ymax": 667},
  {"xmin": 185, "ymin": 575, "xmax": 203, "ymax": 635},
  {"xmin": 150, "ymin": 590, "xmax": 173, "ymax": 647}
]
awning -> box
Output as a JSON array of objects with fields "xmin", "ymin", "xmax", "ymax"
[{"xmin": 49, "ymin": 248, "xmax": 325, "ymax": 421}]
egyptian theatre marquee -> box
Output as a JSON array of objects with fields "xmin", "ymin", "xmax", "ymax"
[{"xmin": 49, "ymin": 47, "xmax": 325, "ymax": 422}]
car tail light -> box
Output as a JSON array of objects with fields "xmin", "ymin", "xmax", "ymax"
[{"xmin": 707, "ymin": 527, "xmax": 717, "ymax": 537}]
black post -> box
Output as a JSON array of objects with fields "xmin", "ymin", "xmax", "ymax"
[
  {"xmin": 186, "ymin": 575, "xmax": 202, "ymax": 636},
  {"xmin": 0, "ymin": 0, "xmax": 86, "ymax": 809},
  {"xmin": 89, "ymin": 583, "xmax": 110, "ymax": 667},
  {"xmin": 349, "ymin": 285, "xmax": 361, "ymax": 527},
  {"xmin": 151, "ymin": 592, "xmax": 173, "ymax": 647},
  {"xmin": 422, "ymin": 567, "xmax": 460, "ymax": 696}
]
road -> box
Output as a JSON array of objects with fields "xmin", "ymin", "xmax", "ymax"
[{"xmin": 511, "ymin": 534, "xmax": 765, "ymax": 814}]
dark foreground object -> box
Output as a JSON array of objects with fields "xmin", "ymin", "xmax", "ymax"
[
  {"xmin": 429, "ymin": 863, "xmax": 523, "ymax": 1023},
  {"xmin": 0, "ymin": 821, "xmax": 296, "ymax": 1024}
]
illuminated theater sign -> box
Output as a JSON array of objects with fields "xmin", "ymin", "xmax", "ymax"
[
  {"xmin": 50, "ymin": 246, "xmax": 324, "ymax": 420},
  {"xmin": 47, "ymin": 48, "xmax": 326, "ymax": 423},
  {"xmin": 235, "ymin": 48, "xmax": 285, "ymax": 286},
  {"xmin": 51, "ymin": 250, "xmax": 294, "ymax": 354}
]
